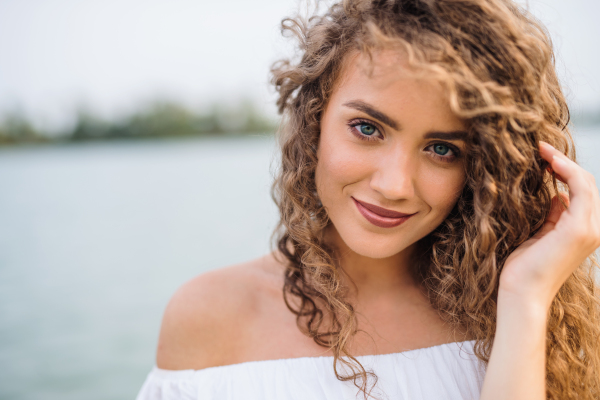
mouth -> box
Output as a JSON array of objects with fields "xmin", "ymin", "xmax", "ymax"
[{"xmin": 352, "ymin": 197, "xmax": 417, "ymax": 228}]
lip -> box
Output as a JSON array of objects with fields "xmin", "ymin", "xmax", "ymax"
[{"xmin": 352, "ymin": 197, "xmax": 416, "ymax": 228}]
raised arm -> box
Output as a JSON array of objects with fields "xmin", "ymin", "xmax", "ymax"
[{"xmin": 480, "ymin": 141, "xmax": 600, "ymax": 400}]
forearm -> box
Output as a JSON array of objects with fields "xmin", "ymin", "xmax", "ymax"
[{"xmin": 479, "ymin": 289, "xmax": 549, "ymax": 400}]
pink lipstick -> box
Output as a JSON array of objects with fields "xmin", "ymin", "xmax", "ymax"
[{"xmin": 352, "ymin": 197, "xmax": 416, "ymax": 228}]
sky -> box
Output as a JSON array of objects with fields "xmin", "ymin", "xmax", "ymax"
[{"xmin": 0, "ymin": 0, "xmax": 598, "ymax": 131}]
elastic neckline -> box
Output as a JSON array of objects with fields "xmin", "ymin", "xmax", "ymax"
[{"xmin": 153, "ymin": 339, "xmax": 477, "ymax": 377}]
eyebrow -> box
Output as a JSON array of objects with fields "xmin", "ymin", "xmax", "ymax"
[
  {"xmin": 343, "ymin": 100, "xmax": 467, "ymax": 141},
  {"xmin": 423, "ymin": 130, "xmax": 468, "ymax": 141},
  {"xmin": 343, "ymin": 100, "xmax": 399, "ymax": 130}
]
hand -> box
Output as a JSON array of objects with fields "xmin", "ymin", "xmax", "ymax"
[{"xmin": 499, "ymin": 141, "xmax": 600, "ymax": 309}]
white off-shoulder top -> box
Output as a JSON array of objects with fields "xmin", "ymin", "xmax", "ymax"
[{"xmin": 136, "ymin": 340, "xmax": 486, "ymax": 400}]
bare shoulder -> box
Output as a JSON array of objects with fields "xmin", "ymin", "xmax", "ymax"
[{"xmin": 156, "ymin": 252, "xmax": 287, "ymax": 370}]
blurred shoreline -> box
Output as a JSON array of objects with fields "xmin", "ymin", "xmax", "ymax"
[
  {"xmin": 1, "ymin": 101, "xmax": 598, "ymax": 148},
  {"xmin": 0, "ymin": 100, "xmax": 278, "ymax": 146}
]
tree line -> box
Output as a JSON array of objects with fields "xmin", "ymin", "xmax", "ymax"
[{"xmin": 0, "ymin": 100, "xmax": 278, "ymax": 146}]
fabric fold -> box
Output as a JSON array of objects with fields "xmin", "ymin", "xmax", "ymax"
[{"xmin": 136, "ymin": 340, "xmax": 485, "ymax": 400}]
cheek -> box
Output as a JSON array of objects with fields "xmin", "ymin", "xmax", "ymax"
[
  {"xmin": 315, "ymin": 136, "xmax": 368, "ymax": 202},
  {"xmin": 418, "ymin": 165, "xmax": 465, "ymax": 215}
]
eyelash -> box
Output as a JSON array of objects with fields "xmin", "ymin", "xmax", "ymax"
[
  {"xmin": 347, "ymin": 119, "xmax": 462, "ymax": 163},
  {"xmin": 348, "ymin": 119, "xmax": 383, "ymax": 141}
]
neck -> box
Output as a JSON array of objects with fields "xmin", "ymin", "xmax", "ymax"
[{"xmin": 323, "ymin": 224, "xmax": 423, "ymax": 302}]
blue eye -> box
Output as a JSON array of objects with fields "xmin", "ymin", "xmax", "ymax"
[
  {"xmin": 358, "ymin": 124, "xmax": 376, "ymax": 136},
  {"xmin": 427, "ymin": 142, "xmax": 461, "ymax": 163},
  {"xmin": 433, "ymin": 144, "xmax": 450, "ymax": 156},
  {"xmin": 348, "ymin": 120, "xmax": 382, "ymax": 142}
]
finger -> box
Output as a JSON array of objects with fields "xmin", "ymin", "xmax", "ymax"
[
  {"xmin": 545, "ymin": 165, "xmax": 567, "ymax": 184},
  {"xmin": 536, "ymin": 193, "xmax": 569, "ymax": 237},
  {"xmin": 539, "ymin": 141, "xmax": 594, "ymax": 220},
  {"xmin": 546, "ymin": 193, "xmax": 569, "ymax": 225}
]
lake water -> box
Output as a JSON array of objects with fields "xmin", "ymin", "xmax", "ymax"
[{"xmin": 0, "ymin": 127, "xmax": 598, "ymax": 400}]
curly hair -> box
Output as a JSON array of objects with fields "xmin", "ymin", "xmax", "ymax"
[{"xmin": 270, "ymin": 0, "xmax": 600, "ymax": 399}]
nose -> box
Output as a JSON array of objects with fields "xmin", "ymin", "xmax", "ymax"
[{"xmin": 369, "ymin": 147, "xmax": 416, "ymax": 200}]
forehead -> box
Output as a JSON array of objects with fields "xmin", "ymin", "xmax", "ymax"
[
  {"xmin": 340, "ymin": 50, "xmax": 413, "ymax": 87},
  {"xmin": 330, "ymin": 50, "xmax": 464, "ymax": 131}
]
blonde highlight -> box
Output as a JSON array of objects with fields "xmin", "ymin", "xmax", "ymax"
[{"xmin": 270, "ymin": 1, "xmax": 600, "ymax": 398}]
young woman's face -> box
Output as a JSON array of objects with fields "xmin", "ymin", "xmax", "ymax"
[{"xmin": 315, "ymin": 51, "xmax": 467, "ymax": 259}]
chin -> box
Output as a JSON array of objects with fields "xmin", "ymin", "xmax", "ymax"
[{"xmin": 341, "ymin": 233, "xmax": 413, "ymax": 259}]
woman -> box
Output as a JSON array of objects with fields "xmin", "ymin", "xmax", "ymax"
[{"xmin": 137, "ymin": 0, "xmax": 600, "ymax": 399}]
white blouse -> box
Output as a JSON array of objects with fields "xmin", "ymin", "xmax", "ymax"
[{"xmin": 136, "ymin": 340, "xmax": 485, "ymax": 400}]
